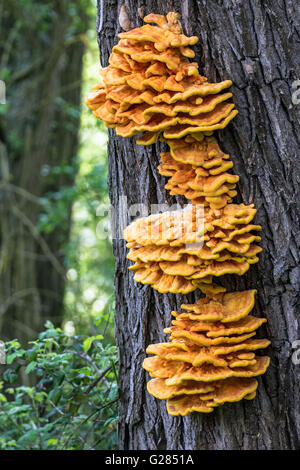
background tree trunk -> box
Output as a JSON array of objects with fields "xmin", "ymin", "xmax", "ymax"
[
  {"xmin": 0, "ymin": 0, "xmax": 88, "ymax": 343},
  {"xmin": 96, "ymin": 0, "xmax": 300, "ymax": 450}
]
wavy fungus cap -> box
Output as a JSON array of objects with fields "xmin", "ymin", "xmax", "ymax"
[
  {"xmin": 179, "ymin": 289, "xmax": 257, "ymax": 322},
  {"xmin": 124, "ymin": 204, "xmax": 261, "ymax": 245},
  {"xmin": 85, "ymin": 12, "xmax": 238, "ymax": 144},
  {"xmin": 165, "ymin": 377, "xmax": 259, "ymax": 415},
  {"xmin": 158, "ymin": 136, "xmax": 239, "ymax": 209},
  {"xmin": 124, "ymin": 204, "xmax": 261, "ymax": 293},
  {"xmin": 143, "ymin": 290, "xmax": 270, "ymax": 415}
]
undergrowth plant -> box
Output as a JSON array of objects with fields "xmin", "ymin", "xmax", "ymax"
[{"xmin": 0, "ymin": 321, "xmax": 118, "ymax": 450}]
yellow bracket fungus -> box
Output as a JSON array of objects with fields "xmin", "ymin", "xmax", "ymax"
[
  {"xmin": 86, "ymin": 11, "xmax": 270, "ymax": 416},
  {"xmin": 143, "ymin": 290, "xmax": 270, "ymax": 415},
  {"xmin": 86, "ymin": 12, "xmax": 237, "ymax": 144}
]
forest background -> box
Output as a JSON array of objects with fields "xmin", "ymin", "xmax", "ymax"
[{"xmin": 0, "ymin": 0, "xmax": 118, "ymax": 450}]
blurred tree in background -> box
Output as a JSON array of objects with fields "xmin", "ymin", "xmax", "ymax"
[
  {"xmin": 63, "ymin": 38, "xmax": 115, "ymax": 340},
  {"xmin": 0, "ymin": 0, "xmax": 87, "ymax": 343},
  {"xmin": 0, "ymin": 0, "xmax": 114, "ymax": 344},
  {"xmin": 0, "ymin": 0, "xmax": 117, "ymax": 450}
]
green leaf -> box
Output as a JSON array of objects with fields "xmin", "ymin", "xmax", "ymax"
[
  {"xmin": 17, "ymin": 430, "xmax": 38, "ymax": 447},
  {"xmin": 83, "ymin": 335, "xmax": 103, "ymax": 353},
  {"xmin": 44, "ymin": 320, "xmax": 54, "ymax": 329},
  {"xmin": 3, "ymin": 369, "xmax": 18, "ymax": 383},
  {"xmin": 47, "ymin": 387, "xmax": 62, "ymax": 406},
  {"xmin": 47, "ymin": 439, "xmax": 58, "ymax": 446},
  {"xmin": 25, "ymin": 361, "xmax": 37, "ymax": 374},
  {"xmin": 6, "ymin": 353, "xmax": 18, "ymax": 365}
]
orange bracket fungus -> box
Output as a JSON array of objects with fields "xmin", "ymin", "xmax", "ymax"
[
  {"xmin": 124, "ymin": 204, "xmax": 262, "ymax": 294},
  {"xmin": 85, "ymin": 12, "xmax": 238, "ymax": 144},
  {"xmin": 143, "ymin": 290, "xmax": 270, "ymax": 415},
  {"xmin": 86, "ymin": 12, "xmax": 270, "ymax": 415},
  {"xmin": 158, "ymin": 136, "xmax": 239, "ymax": 209}
]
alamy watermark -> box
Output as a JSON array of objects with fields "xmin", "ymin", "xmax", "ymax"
[
  {"xmin": 0, "ymin": 341, "xmax": 5, "ymax": 365},
  {"xmin": 292, "ymin": 340, "xmax": 300, "ymax": 365},
  {"xmin": 95, "ymin": 197, "xmax": 204, "ymax": 247},
  {"xmin": 0, "ymin": 80, "xmax": 6, "ymax": 104},
  {"xmin": 292, "ymin": 80, "xmax": 300, "ymax": 105}
]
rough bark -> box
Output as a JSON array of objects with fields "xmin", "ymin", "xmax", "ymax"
[
  {"xmin": 96, "ymin": 0, "xmax": 300, "ymax": 450},
  {"xmin": 0, "ymin": 0, "xmax": 88, "ymax": 343}
]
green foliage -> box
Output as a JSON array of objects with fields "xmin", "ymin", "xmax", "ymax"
[
  {"xmin": 5, "ymin": 0, "xmax": 91, "ymax": 35},
  {"xmin": 0, "ymin": 321, "xmax": 118, "ymax": 450},
  {"xmin": 1, "ymin": 0, "xmax": 117, "ymax": 450}
]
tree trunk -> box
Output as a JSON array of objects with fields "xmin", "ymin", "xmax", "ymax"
[
  {"xmin": 0, "ymin": 0, "xmax": 88, "ymax": 343},
  {"xmin": 96, "ymin": 0, "xmax": 300, "ymax": 450}
]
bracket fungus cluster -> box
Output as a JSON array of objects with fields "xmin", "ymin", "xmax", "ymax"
[
  {"xmin": 143, "ymin": 290, "xmax": 270, "ymax": 415},
  {"xmin": 159, "ymin": 136, "xmax": 239, "ymax": 209},
  {"xmin": 85, "ymin": 12, "xmax": 238, "ymax": 145},
  {"xmin": 124, "ymin": 204, "xmax": 262, "ymax": 294},
  {"xmin": 86, "ymin": 12, "xmax": 270, "ymax": 415}
]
